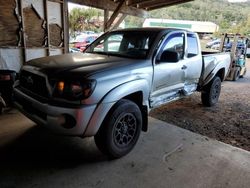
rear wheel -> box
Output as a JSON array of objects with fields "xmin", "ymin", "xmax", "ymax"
[
  {"xmin": 239, "ymin": 68, "xmax": 246, "ymax": 78},
  {"xmin": 94, "ymin": 99, "xmax": 142, "ymax": 159},
  {"xmin": 201, "ymin": 76, "xmax": 221, "ymax": 107}
]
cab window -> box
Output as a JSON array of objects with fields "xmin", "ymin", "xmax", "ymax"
[{"xmin": 187, "ymin": 33, "xmax": 199, "ymax": 58}]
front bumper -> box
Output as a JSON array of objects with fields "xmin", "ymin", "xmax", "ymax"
[{"xmin": 14, "ymin": 88, "xmax": 96, "ymax": 136}]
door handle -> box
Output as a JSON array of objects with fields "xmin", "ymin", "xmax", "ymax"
[{"xmin": 181, "ymin": 65, "xmax": 187, "ymax": 70}]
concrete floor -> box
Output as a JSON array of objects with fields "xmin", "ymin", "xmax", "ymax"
[{"xmin": 0, "ymin": 110, "xmax": 250, "ymax": 188}]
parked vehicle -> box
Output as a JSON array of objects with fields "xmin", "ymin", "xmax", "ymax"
[
  {"xmin": 14, "ymin": 28, "xmax": 231, "ymax": 158},
  {"xmin": 206, "ymin": 39, "xmax": 220, "ymax": 48},
  {"xmin": 211, "ymin": 43, "xmax": 220, "ymax": 50},
  {"xmin": 72, "ymin": 34, "xmax": 98, "ymax": 51},
  {"xmin": 0, "ymin": 70, "xmax": 17, "ymax": 114},
  {"xmin": 219, "ymin": 33, "xmax": 249, "ymax": 80},
  {"xmin": 69, "ymin": 47, "xmax": 80, "ymax": 53},
  {"xmin": 247, "ymin": 42, "xmax": 250, "ymax": 58}
]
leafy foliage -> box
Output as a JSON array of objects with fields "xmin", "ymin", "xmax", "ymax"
[
  {"xmin": 149, "ymin": 0, "xmax": 250, "ymax": 35},
  {"xmin": 68, "ymin": 1, "xmax": 250, "ymax": 36},
  {"xmin": 69, "ymin": 7, "xmax": 102, "ymax": 36}
]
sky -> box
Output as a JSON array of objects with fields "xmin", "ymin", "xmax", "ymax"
[{"xmin": 68, "ymin": 2, "xmax": 86, "ymax": 12}]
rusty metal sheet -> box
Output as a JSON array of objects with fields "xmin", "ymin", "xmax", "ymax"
[
  {"xmin": 49, "ymin": 24, "xmax": 63, "ymax": 47},
  {"xmin": 0, "ymin": 0, "xmax": 19, "ymax": 46},
  {"xmin": 23, "ymin": 6, "xmax": 46, "ymax": 47}
]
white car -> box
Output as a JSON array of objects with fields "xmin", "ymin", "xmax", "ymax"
[
  {"xmin": 206, "ymin": 39, "xmax": 220, "ymax": 48},
  {"xmin": 211, "ymin": 43, "xmax": 220, "ymax": 50}
]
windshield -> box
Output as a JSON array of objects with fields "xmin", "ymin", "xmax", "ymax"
[{"xmin": 85, "ymin": 30, "xmax": 158, "ymax": 59}]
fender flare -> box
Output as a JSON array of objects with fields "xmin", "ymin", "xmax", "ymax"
[
  {"xmin": 83, "ymin": 79, "xmax": 150, "ymax": 137},
  {"xmin": 203, "ymin": 66, "xmax": 225, "ymax": 86}
]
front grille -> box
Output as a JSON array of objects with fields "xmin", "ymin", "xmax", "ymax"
[
  {"xmin": 19, "ymin": 70, "xmax": 50, "ymax": 99},
  {"xmin": 15, "ymin": 94, "xmax": 47, "ymax": 120}
]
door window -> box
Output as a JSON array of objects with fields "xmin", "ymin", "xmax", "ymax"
[{"xmin": 162, "ymin": 33, "xmax": 185, "ymax": 60}]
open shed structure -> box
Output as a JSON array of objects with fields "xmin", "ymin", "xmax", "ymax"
[
  {"xmin": 0, "ymin": 0, "xmax": 193, "ymax": 72},
  {"xmin": 70, "ymin": 0, "xmax": 193, "ymax": 31}
]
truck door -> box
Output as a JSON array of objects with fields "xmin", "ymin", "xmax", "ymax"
[
  {"xmin": 150, "ymin": 32, "xmax": 186, "ymax": 108},
  {"xmin": 183, "ymin": 33, "xmax": 203, "ymax": 93}
]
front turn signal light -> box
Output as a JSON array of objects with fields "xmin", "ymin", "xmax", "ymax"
[{"xmin": 57, "ymin": 81, "xmax": 65, "ymax": 92}]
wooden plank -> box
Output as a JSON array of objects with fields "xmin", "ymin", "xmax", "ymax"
[
  {"xmin": 145, "ymin": 0, "xmax": 193, "ymax": 10},
  {"xmin": 127, "ymin": 0, "xmax": 152, "ymax": 6},
  {"xmin": 48, "ymin": 0, "xmax": 64, "ymax": 3}
]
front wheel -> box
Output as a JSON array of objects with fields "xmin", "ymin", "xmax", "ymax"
[
  {"xmin": 94, "ymin": 99, "xmax": 142, "ymax": 159},
  {"xmin": 201, "ymin": 76, "xmax": 221, "ymax": 107}
]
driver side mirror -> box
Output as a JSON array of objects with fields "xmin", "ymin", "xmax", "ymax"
[{"xmin": 159, "ymin": 50, "xmax": 180, "ymax": 63}]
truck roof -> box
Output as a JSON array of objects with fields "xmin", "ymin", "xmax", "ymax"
[{"xmin": 113, "ymin": 27, "xmax": 192, "ymax": 33}]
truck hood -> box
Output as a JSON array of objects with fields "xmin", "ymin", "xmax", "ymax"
[{"xmin": 26, "ymin": 52, "xmax": 142, "ymax": 78}]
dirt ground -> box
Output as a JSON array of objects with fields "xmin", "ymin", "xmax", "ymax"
[{"xmin": 150, "ymin": 59, "xmax": 250, "ymax": 151}]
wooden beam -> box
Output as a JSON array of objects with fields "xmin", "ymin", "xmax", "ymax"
[
  {"xmin": 144, "ymin": 0, "xmax": 193, "ymax": 10},
  {"xmin": 105, "ymin": 0, "xmax": 125, "ymax": 31},
  {"xmin": 68, "ymin": 0, "xmax": 147, "ymax": 18},
  {"xmin": 110, "ymin": 14, "xmax": 127, "ymax": 30},
  {"xmin": 127, "ymin": 0, "xmax": 152, "ymax": 6}
]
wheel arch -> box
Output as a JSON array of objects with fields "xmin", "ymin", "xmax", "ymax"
[
  {"xmin": 215, "ymin": 68, "xmax": 225, "ymax": 81},
  {"xmin": 83, "ymin": 80, "xmax": 150, "ymax": 137}
]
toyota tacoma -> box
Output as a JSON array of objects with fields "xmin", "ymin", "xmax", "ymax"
[{"xmin": 14, "ymin": 28, "xmax": 231, "ymax": 158}]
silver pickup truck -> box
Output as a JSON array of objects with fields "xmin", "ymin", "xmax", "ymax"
[{"xmin": 14, "ymin": 28, "xmax": 230, "ymax": 158}]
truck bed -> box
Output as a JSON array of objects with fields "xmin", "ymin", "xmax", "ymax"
[{"xmin": 200, "ymin": 51, "xmax": 231, "ymax": 86}]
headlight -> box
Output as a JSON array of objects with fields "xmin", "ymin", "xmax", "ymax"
[{"xmin": 53, "ymin": 79, "xmax": 96, "ymax": 101}]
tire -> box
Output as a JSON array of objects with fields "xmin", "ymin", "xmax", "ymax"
[
  {"xmin": 239, "ymin": 68, "xmax": 246, "ymax": 78},
  {"xmin": 201, "ymin": 76, "xmax": 221, "ymax": 107},
  {"xmin": 233, "ymin": 67, "xmax": 240, "ymax": 81},
  {"xmin": 0, "ymin": 106, "xmax": 2, "ymax": 115},
  {"xmin": 94, "ymin": 99, "xmax": 142, "ymax": 159}
]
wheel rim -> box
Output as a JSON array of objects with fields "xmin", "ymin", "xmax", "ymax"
[
  {"xmin": 211, "ymin": 80, "xmax": 220, "ymax": 101},
  {"xmin": 113, "ymin": 113, "xmax": 137, "ymax": 148}
]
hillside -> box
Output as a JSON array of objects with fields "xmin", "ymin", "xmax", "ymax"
[{"xmin": 149, "ymin": 0, "xmax": 250, "ymax": 34}]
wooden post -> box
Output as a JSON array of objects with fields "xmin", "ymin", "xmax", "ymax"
[
  {"xmin": 63, "ymin": 0, "xmax": 69, "ymax": 53},
  {"xmin": 19, "ymin": 0, "xmax": 27, "ymax": 63},
  {"xmin": 104, "ymin": 9, "xmax": 109, "ymax": 32},
  {"xmin": 44, "ymin": 0, "xmax": 49, "ymax": 56}
]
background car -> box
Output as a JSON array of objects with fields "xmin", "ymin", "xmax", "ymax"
[
  {"xmin": 206, "ymin": 39, "xmax": 221, "ymax": 48},
  {"xmin": 73, "ymin": 34, "xmax": 98, "ymax": 51},
  {"xmin": 211, "ymin": 43, "xmax": 220, "ymax": 50}
]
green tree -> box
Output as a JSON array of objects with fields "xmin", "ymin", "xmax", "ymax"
[
  {"xmin": 69, "ymin": 7, "xmax": 102, "ymax": 36},
  {"xmin": 124, "ymin": 16, "xmax": 144, "ymax": 28},
  {"xmin": 149, "ymin": 0, "xmax": 250, "ymax": 35}
]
